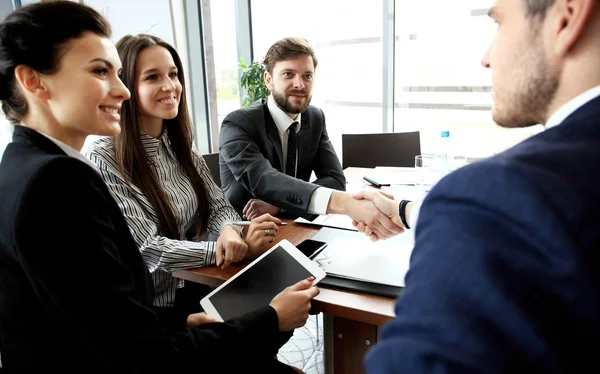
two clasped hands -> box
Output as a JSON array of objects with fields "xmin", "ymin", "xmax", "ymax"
[
  {"xmin": 348, "ymin": 189, "xmax": 414, "ymax": 241},
  {"xmin": 241, "ymin": 190, "xmax": 413, "ymax": 243}
]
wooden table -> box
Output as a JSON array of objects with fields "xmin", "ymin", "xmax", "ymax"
[{"xmin": 174, "ymin": 219, "xmax": 396, "ymax": 374}]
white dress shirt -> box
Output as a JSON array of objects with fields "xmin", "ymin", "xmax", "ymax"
[
  {"xmin": 37, "ymin": 131, "xmax": 97, "ymax": 169},
  {"xmin": 545, "ymin": 84, "xmax": 600, "ymax": 130},
  {"xmin": 267, "ymin": 96, "xmax": 333, "ymax": 214}
]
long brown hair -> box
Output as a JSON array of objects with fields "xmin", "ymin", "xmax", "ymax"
[{"xmin": 114, "ymin": 34, "xmax": 209, "ymax": 239}]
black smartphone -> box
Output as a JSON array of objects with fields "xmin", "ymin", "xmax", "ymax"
[{"xmin": 296, "ymin": 239, "xmax": 327, "ymax": 259}]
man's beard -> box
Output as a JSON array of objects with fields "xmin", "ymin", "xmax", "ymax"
[
  {"xmin": 272, "ymin": 88, "xmax": 311, "ymax": 114},
  {"xmin": 493, "ymin": 34, "xmax": 559, "ymax": 128}
]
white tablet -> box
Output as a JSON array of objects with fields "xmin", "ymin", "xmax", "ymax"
[{"xmin": 200, "ymin": 239, "xmax": 326, "ymax": 321}]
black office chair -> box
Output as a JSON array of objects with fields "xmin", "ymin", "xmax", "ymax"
[
  {"xmin": 341, "ymin": 131, "xmax": 421, "ymax": 168},
  {"xmin": 202, "ymin": 152, "xmax": 221, "ymax": 187}
]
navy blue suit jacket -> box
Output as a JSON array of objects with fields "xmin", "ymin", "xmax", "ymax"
[{"xmin": 366, "ymin": 96, "xmax": 600, "ymax": 373}]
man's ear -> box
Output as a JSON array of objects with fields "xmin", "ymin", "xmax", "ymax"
[
  {"xmin": 13, "ymin": 65, "xmax": 49, "ymax": 100},
  {"xmin": 264, "ymin": 70, "xmax": 273, "ymax": 91},
  {"xmin": 553, "ymin": 0, "xmax": 596, "ymax": 57}
]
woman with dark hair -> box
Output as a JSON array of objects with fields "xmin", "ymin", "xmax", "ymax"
[
  {"xmin": 84, "ymin": 34, "xmax": 283, "ymax": 314},
  {"xmin": 0, "ymin": 2, "xmax": 317, "ymax": 373}
]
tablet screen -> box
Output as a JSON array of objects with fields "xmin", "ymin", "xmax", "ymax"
[{"xmin": 206, "ymin": 245, "xmax": 314, "ymax": 321}]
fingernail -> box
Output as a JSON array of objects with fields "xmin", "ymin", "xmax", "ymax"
[{"xmin": 307, "ymin": 276, "xmax": 315, "ymax": 281}]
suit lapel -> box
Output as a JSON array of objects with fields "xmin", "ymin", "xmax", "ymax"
[{"xmin": 263, "ymin": 101, "xmax": 284, "ymax": 170}]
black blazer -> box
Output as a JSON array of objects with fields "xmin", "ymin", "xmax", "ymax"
[
  {"xmin": 219, "ymin": 99, "xmax": 346, "ymax": 217},
  {"xmin": 0, "ymin": 126, "xmax": 285, "ymax": 373}
]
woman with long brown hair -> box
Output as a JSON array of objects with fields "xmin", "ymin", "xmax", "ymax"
[{"xmin": 84, "ymin": 34, "xmax": 282, "ymax": 316}]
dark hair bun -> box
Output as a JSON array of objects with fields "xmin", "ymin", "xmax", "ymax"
[{"xmin": 0, "ymin": 2, "xmax": 111, "ymax": 122}]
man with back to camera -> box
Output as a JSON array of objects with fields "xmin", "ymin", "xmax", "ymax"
[
  {"xmin": 220, "ymin": 37, "xmax": 404, "ymax": 240},
  {"xmin": 361, "ymin": 0, "xmax": 600, "ymax": 372}
]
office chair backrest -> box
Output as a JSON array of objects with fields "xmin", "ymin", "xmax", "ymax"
[
  {"xmin": 202, "ymin": 152, "xmax": 221, "ymax": 187},
  {"xmin": 342, "ymin": 132, "xmax": 421, "ymax": 168}
]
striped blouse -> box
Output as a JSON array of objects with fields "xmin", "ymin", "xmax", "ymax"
[{"xmin": 83, "ymin": 130, "xmax": 240, "ymax": 307}]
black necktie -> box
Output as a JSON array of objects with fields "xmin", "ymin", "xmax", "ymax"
[{"xmin": 286, "ymin": 122, "xmax": 298, "ymax": 177}]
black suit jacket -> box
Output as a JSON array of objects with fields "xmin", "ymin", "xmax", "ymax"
[
  {"xmin": 366, "ymin": 95, "xmax": 600, "ymax": 373},
  {"xmin": 219, "ymin": 99, "xmax": 346, "ymax": 217},
  {"xmin": 0, "ymin": 126, "xmax": 285, "ymax": 373}
]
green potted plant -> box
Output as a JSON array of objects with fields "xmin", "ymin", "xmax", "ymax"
[{"xmin": 239, "ymin": 57, "xmax": 269, "ymax": 107}]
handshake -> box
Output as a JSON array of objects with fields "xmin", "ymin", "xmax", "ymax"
[
  {"xmin": 328, "ymin": 190, "xmax": 414, "ymax": 241},
  {"xmin": 242, "ymin": 189, "xmax": 415, "ymax": 242}
]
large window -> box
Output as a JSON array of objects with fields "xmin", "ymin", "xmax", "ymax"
[
  {"xmin": 394, "ymin": 0, "xmax": 543, "ymax": 158},
  {"xmin": 251, "ymin": 0, "xmax": 384, "ymax": 155},
  {"xmin": 205, "ymin": 0, "xmax": 241, "ymax": 145},
  {"xmin": 85, "ymin": 0, "xmax": 175, "ymax": 45}
]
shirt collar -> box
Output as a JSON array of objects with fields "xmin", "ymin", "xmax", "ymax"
[
  {"xmin": 140, "ymin": 127, "xmax": 169, "ymax": 158},
  {"xmin": 545, "ymin": 85, "xmax": 600, "ymax": 130},
  {"xmin": 267, "ymin": 96, "xmax": 301, "ymax": 134},
  {"xmin": 36, "ymin": 130, "xmax": 97, "ymax": 169}
]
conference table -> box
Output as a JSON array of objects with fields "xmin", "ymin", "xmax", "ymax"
[
  {"xmin": 174, "ymin": 218, "xmax": 397, "ymax": 374},
  {"xmin": 174, "ymin": 167, "xmax": 429, "ymax": 373}
]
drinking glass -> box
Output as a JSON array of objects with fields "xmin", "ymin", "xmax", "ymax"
[{"xmin": 415, "ymin": 154, "xmax": 438, "ymax": 191}]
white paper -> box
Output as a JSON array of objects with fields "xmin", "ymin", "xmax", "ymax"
[
  {"xmin": 294, "ymin": 214, "xmax": 357, "ymax": 231},
  {"xmin": 371, "ymin": 166, "xmax": 421, "ymax": 185},
  {"xmin": 312, "ymin": 237, "xmax": 413, "ymax": 287}
]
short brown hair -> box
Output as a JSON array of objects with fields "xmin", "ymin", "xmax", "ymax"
[
  {"xmin": 262, "ymin": 37, "xmax": 318, "ymax": 74},
  {"xmin": 524, "ymin": 0, "xmax": 556, "ymax": 18}
]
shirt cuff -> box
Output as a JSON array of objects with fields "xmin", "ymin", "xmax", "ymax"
[
  {"xmin": 308, "ymin": 187, "xmax": 334, "ymax": 215},
  {"xmin": 202, "ymin": 241, "xmax": 217, "ymax": 266},
  {"xmin": 409, "ymin": 201, "xmax": 421, "ymax": 230},
  {"xmin": 222, "ymin": 221, "xmax": 244, "ymax": 236}
]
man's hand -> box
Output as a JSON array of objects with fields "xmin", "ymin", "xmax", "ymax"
[
  {"xmin": 352, "ymin": 190, "xmax": 404, "ymax": 239},
  {"xmin": 216, "ymin": 225, "xmax": 249, "ymax": 269},
  {"xmin": 186, "ymin": 312, "xmax": 221, "ymax": 327},
  {"xmin": 328, "ymin": 191, "xmax": 404, "ymax": 241},
  {"xmin": 243, "ymin": 199, "xmax": 281, "ymax": 220},
  {"xmin": 269, "ymin": 277, "xmax": 320, "ymax": 332},
  {"xmin": 244, "ymin": 213, "xmax": 281, "ymax": 258}
]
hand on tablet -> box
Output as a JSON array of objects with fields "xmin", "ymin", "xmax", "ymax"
[
  {"xmin": 245, "ymin": 213, "xmax": 281, "ymax": 257},
  {"xmin": 186, "ymin": 312, "xmax": 220, "ymax": 327},
  {"xmin": 269, "ymin": 277, "xmax": 320, "ymax": 332},
  {"xmin": 216, "ymin": 225, "xmax": 249, "ymax": 269}
]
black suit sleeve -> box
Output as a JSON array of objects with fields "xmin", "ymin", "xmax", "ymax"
[
  {"xmin": 13, "ymin": 159, "xmax": 282, "ymax": 372},
  {"xmin": 309, "ymin": 109, "xmax": 346, "ymax": 191}
]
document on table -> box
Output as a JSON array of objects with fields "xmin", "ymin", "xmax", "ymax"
[
  {"xmin": 370, "ymin": 166, "xmax": 421, "ymax": 185},
  {"xmin": 294, "ymin": 214, "xmax": 357, "ymax": 231},
  {"xmin": 312, "ymin": 236, "xmax": 413, "ymax": 287}
]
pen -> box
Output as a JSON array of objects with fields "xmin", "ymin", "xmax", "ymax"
[
  {"xmin": 363, "ymin": 176, "xmax": 390, "ymax": 188},
  {"xmin": 232, "ymin": 221, "xmax": 288, "ymax": 226}
]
